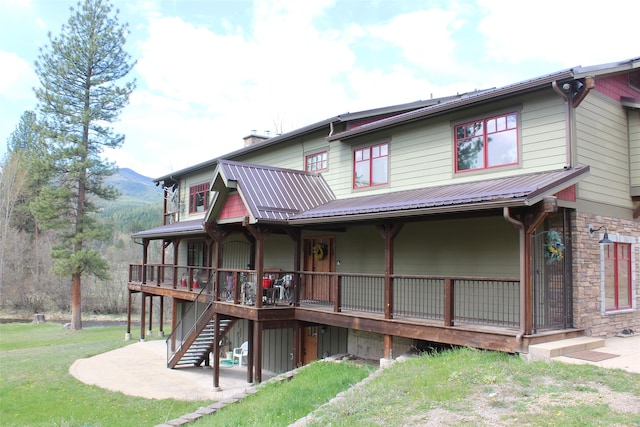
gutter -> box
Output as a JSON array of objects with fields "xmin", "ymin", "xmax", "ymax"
[{"xmin": 503, "ymin": 207, "xmax": 526, "ymax": 342}]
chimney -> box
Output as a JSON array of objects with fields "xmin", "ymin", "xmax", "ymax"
[{"xmin": 243, "ymin": 130, "xmax": 270, "ymax": 147}]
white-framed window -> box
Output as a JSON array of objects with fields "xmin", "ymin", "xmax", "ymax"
[{"xmin": 599, "ymin": 233, "xmax": 637, "ymax": 313}]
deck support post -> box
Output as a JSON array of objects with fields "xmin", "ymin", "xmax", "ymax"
[
  {"xmin": 140, "ymin": 291, "xmax": 146, "ymax": 342},
  {"xmin": 213, "ymin": 314, "xmax": 221, "ymax": 390},
  {"xmin": 158, "ymin": 296, "xmax": 164, "ymax": 337},
  {"xmin": 384, "ymin": 334, "xmax": 394, "ymax": 359},
  {"xmin": 247, "ymin": 320, "xmax": 255, "ymax": 384},
  {"xmin": 147, "ymin": 295, "xmax": 153, "ymax": 337},
  {"xmin": 125, "ymin": 290, "xmax": 132, "ymax": 340},
  {"xmin": 254, "ymin": 322, "xmax": 264, "ymax": 383}
]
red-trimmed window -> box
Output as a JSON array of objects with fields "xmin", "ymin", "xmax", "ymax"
[
  {"xmin": 354, "ymin": 142, "xmax": 388, "ymax": 188},
  {"xmin": 189, "ymin": 183, "xmax": 208, "ymax": 213},
  {"xmin": 604, "ymin": 242, "xmax": 632, "ymax": 311},
  {"xmin": 455, "ymin": 112, "xmax": 518, "ymax": 172},
  {"xmin": 306, "ymin": 151, "xmax": 328, "ymax": 171}
]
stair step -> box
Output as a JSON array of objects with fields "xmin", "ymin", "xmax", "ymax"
[{"xmin": 528, "ymin": 337, "xmax": 605, "ymax": 361}]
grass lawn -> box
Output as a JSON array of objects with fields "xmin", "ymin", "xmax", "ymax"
[
  {"xmin": 0, "ymin": 322, "xmax": 209, "ymax": 427},
  {"xmin": 192, "ymin": 360, "xmax": 375, "ymax": 427},
  {"xmin": 301, "ymin": 347, "xmax": 640, "ymax": 426}
]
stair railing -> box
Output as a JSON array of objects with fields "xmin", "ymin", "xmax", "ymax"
[{"xmin": 166, "ymin": 270, "xmax": 216, "ymax": 366}]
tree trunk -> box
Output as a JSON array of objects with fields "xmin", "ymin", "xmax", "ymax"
[{"xmin": 70, "ymin": 272, "xmax": 82, "ymax": 331}]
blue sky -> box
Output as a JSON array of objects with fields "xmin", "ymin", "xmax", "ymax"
[{"xmin": 1, "ymin": 0, "xmax": 638, "ymax": 178}]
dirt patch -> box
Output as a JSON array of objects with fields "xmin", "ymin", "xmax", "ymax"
[{"xmin": 404, "ymin": 381, "xmax": 640, "ymax": 426}]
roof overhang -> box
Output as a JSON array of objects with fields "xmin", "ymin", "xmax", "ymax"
[
  {"xmin": 289, "ymin": 166, "xmax": 590, "ymax": 225},
  {"xmin": 131, "ymin": 218, "xmax": 204, "ymax": 240}
]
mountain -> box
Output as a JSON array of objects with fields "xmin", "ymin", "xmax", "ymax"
[
  {"xmin": 106, "ymin": 167, "xmax": 163, "ymax": 205},
  {"xmin": 100, "ymin": 168, "xmax": 164, "ymax": 234}
]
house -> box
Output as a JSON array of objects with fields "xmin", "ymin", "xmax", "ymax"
[{"xmin": 127, "ymin": 57, "xmax": 640, "ymax": 387}]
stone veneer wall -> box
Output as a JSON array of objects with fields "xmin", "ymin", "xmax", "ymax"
[{"xmin": 572, "ymin": 212, "xmax": 640, "ymax": 337}]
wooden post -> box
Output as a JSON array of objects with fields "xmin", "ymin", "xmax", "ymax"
[
  {"xmin": 377, "ymin": 223, "xmax": 403, "ymax": 320},
  {"xmin": 247, "ymin": 320, "xmax": 254, "ymax": 384},
  {"xmin": 147, "ymin": 295, "xmax": 153, "ymax": 336},
  {"xmin": 213, "ymin": 314, "xmax": 221, "ymax": 389},
  {"xmin": 140, "ymin": 291, "xmax": 146, "ymax": 341},
  {"xmin": 254, "ymin": 322, "xmax": 263, "ymax": 384},
  {"xmin": 158, "ymin": 296, "xmax": 164, "ymax": 337},
  {"xmin": 444, "ymin": 278, "xmax": 454, "ymax": 326},
  {"xmin": 384, "ymin": 334, "xmax": 393, "ymax": 359},
  {"xmin": 126, "ymin": 290, "xmax": 132, "ymax": 340}
]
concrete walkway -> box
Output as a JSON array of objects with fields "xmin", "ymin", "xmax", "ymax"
[
  {"xmin": 69, "ymin": 340, "xmax": 270, "ymax": 401},
  {"xmin": 550, "ymin": 334, "xmax": 640, "ymax": 374}
]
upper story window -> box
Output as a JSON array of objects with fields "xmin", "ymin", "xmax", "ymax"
[
  {"xmin": 455, "ymin": 112, "xmax": 519, "ymax": 173},
  {"xmin": 306, "ymin": 151, "xmax": 328, "ymax": 171},
  {"xmin": 189, "ymin": 183, "xmax": 208, "ymax": 213},
  {"xmin": 354, "ymin": 142, "xmax": 388, "ymax": 189},
  {"xmin": 604, "ymin": 242, "xmax": 633, "ymax": 311}
]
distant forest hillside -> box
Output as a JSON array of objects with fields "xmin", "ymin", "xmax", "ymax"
[{"xmin": 100, "ymin": 168, "xmax": 164, "ymax": 234}]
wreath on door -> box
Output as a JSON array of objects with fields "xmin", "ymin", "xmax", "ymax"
[
  {"xmin": 312, "ymin": 243, "xmax": 327, "ymax": 261},
  {"xmin": 545, "ymin": 231, "xmax": 564, "ymax": 264}
]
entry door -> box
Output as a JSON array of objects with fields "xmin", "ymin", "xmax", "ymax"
[
  {"xmin": 302, "ymin": 237, "xmax": 335, "ymax": 301},
  {"xmin": 303, "ymin": 326, "xmax": 319, "ymax": 364}
]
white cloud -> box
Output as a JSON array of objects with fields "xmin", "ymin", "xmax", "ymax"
[
  {"xmin": 477, "ymin": 0, "xmax": 640, "ymax": 67},
  {"xmin": 0, "ymin": 51, "xmax": 37, "ymax": 99},
  {"xmin": 366, "ymin": 9, "xmax": 463, "ymax": 73}
]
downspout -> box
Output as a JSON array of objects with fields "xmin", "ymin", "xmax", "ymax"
[
  {"xmin": 503, "ymin": 207, "xmax": 526, "ymax": 342},
  {"xmin": 552, "ymin": 81, "xmax": 572, "ymax": 169}
]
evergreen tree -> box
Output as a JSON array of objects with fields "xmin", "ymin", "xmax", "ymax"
[
  {"xmin": 32, "ymin": 0, "xmax": 136, "ymax": 331},
  {"xmin": 6, "ymin": 111, "xmax": 49, "ymax": 234}
]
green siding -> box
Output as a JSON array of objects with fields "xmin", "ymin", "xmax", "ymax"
[
  {"xmin": 576, "ymin": 93, "xmax": 633, "ymax": 209},
  {"xmin": 333, "ymin": 216, "xmax": 519, "ymax": 277},
  {"xmin": 326, "ymin": 93, "xmax": 568, "ymax": 200}
]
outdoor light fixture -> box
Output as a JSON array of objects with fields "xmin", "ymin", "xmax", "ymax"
[{"xmin": 588, "ymin": 224, "xmax": 613, "ymax": 244}]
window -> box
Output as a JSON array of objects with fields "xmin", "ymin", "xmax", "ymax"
[
  {"xmin": 189, "ymin": 183, "xmax": 208, "ymax": 213},
  {"xmin": 354, "ymin": 142, "xmax": 388, "ymax": 188},
  {"xmin": 187, "ymin": 242, "xmax": 207, "ymax": 266},
  {"xmin": 604, "ymin": 242, "xmax": 632, "ymax": 311},
  {"xmin": 455, "ymin": 112, "xmax": 518, "ymax": 172},
  {"xmin": 306, "ymin": 151, "xmax": 328, "ymax": 171}
]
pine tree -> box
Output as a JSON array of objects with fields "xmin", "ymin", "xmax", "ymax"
[{"xmin": 32, "ymin": 0, "xmax": 136, "ymax": 331}]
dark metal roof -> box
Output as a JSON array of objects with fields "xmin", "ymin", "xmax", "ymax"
[
  {"xmin": 289, "ymin": 166, "xmax": 590, "ymax": 224},
  {"xmin": 131, "ymin": 218, "xmax": 204, "ymax": 239},
  {"xmin": 216, "ymin": 160, "xmax": 335, "ymax": 223},
  {"xmin": 152, "ymin": 95, "xmax": 472, "ymax": 183}
]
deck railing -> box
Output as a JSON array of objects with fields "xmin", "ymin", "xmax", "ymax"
[{"xmin": 129, "ymin": 264, "xmax": 519, "ymax": 328}]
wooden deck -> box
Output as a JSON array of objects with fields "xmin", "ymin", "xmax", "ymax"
[{"xmin": 128, "ymin": 278, "xmax": 582, "ymax": 354}]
